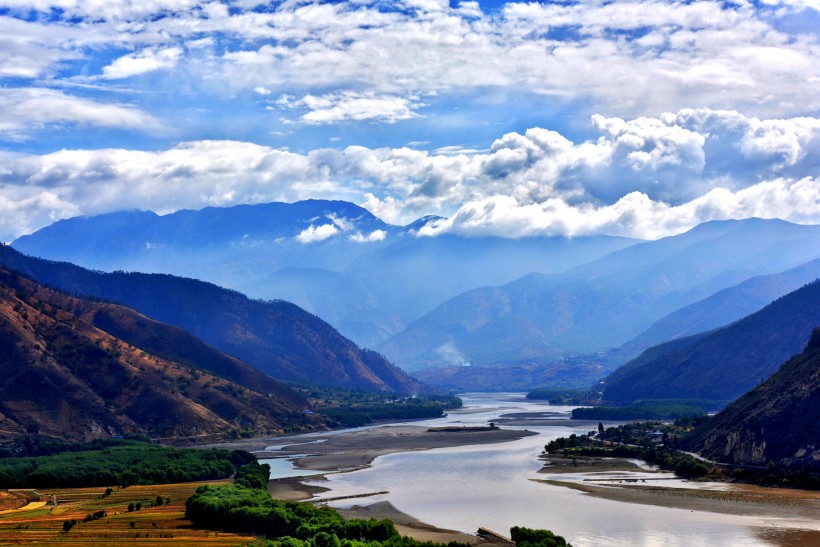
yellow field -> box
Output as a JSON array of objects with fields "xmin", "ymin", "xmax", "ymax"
[{"xmin": 0, "ymin": 481, "xmax": 258, "ymax": 546}]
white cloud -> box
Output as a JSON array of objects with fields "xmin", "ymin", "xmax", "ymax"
[
  {"xmin": 350, "ymin": 229, "xmax": 387, "ymax": 242},
  {"xmin": 1, "ymin": 0, "xmax": 817, "ymax": 123},
  {"xmin": 206, "ymin": 0, "xmax": 820, "ymax": 118},
  {"xmin": 295, "ymin": 223, "xmax": 339, "ymax": 243},
  {"xmin": 278, "ymin": 91, "xmax": 422, "ymax": 125},
  {"xmin": 418, "ymin": 178, "xmax": 820, "ymax": 240},
  {"xmin": 359, "ymin": 193, "xmax": 407, "ymax": 225},
  {"xmin": 101, "ymin": 47, "xmax": 183, "ymax": 79},
  {"xmin": 738, "ymin": 117, "xmax": 820, "ymax": 168},
  {"xmin": 0, "ymin": 0, "xmax": 201, "ymax": 21},
  {"xmin": 0, "ymin": 88, "xmax": 161, "ymax": 141},
  {"xmin": 0, "ymin": 16, "xmax": 90, "ymax": 78},
  {"xmin": 0, "ymin": 109, "xmax": 817, "ymax": 241},
  {"xmin": 758, "ymin": 0, "xmax": 820, "ymax": 12}
]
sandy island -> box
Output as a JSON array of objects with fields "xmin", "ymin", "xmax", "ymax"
[{"xmin": 211, "ymin": 424, "xmax": 538, "ymax": 472}]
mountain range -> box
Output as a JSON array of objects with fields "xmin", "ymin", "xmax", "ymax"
[
  {"xmin": 0, "ymin": 245, "xmax": 422, "ymax": 394},
  {"xmin": 602, "ymin": 280, "xmax": 820, "ymax": 402},
  {"xmin": 248, "ymin": 234, "xmax": 639, "ymax": 347},
  {"xmin": 380, "ymin": 218, "xmax": 820, "ymax": 372},
  {"xmin": 622, "ymin": 258, "xmax": 820, "ymax": 353},
  {"xmin": 12, "ymin": 200, "xmax": 636, "ymax": 348},
  {"xmin": 0, "ymin": 267, "xmax": 318, "ymax": 441},
  {"xmin": 11, "ymin": 202, "xmax": 820, "ymax": 392}
]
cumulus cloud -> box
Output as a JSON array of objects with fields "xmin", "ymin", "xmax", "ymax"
[
  {"xmin": 0, "ymin": 88, "xmax": 161, "ymax": 141},
  {"xmin": 0, "ymin": 109, "xmax": 817, "ymax": 242},
  {"xmin": 418, "ymin": 178, "xmax": 820, "ymax": 240},
  {"xmin": 101, "ymin": 47, "xmax": 183, "ymax": 79},
  {"xmin": 1, "ymin": 1, "xmax": 817, "ymax": 246},
  {"xmin": 295, "ymin": 223, "xmax": 339, "ymax": 243},
  {"xmin": 277, "ymin": 91, "xmax": 422, "ymax": 125},
  {"xmin": 737, "ymin": 117, "xmax": 820, "ymax": 168}
]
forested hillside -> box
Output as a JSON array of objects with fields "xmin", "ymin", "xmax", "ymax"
[
  {"xmin": 684, "ymin": 329, "xmax": 820, "ymax": 470},
  {"xmin": 603, "ymin": 280, "xmax": 820, "ymax": 402}
]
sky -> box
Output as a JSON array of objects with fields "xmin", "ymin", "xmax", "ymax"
[{"xmin": 0, "ymin": 0, "xmax": 818, "ymax": 242}]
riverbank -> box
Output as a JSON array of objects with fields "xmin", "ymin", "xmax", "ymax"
[
  {"xmin": 538, "ymin": 452, "xmax": 820, "ymax": 518},
  {"xmin": 272, "ymin": 473, "xmax": 494, "ymax": 546},
  {"xmin": 536, "ymin": 454, "xmax": 820, "ymax": 545},
  {"xmin": 267, "ymin": 476, "xmax": 499, "ymax": 546},
  {"xmin": 541, "ymin": 477, "xmax": 820, "ymax": 521}
]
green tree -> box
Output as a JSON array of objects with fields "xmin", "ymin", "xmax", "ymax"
[{"xmin": 511, "ymin": 526, "xmax": 571, "ymax": 547}]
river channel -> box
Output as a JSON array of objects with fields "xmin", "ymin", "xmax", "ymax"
[{"xmin": 262, "ymin": 393, "xmax": 819, "ymax": 547}]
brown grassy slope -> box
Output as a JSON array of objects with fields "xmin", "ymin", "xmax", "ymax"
[{"xmin": 0, "ymin": 267, "xmax": 320, "ymax": 441}]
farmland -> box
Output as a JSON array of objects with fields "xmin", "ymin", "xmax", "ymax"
[{"xmin": 0, "ymin": 480, "xmax": 256, "ymax": 546}]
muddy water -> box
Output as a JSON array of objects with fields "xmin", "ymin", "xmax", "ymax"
[{"xmin": 299, "ymin": 393, "xmax": 817, "ymax": 547}]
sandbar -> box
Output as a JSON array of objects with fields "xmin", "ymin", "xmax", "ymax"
[{"xmin": 212, "ymin": 424, "xmax": 538, "ymax": 471}]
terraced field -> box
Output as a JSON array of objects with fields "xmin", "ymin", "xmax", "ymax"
[{"xmin": 0, "ymin": 481, "xmax": 256, "ymax": 546}]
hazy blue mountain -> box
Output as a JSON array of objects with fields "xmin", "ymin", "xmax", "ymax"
[
  {"xmin": 244, "ymin": 234, "xmax": 636, "ymax": 346},
  {"xmin": 380, "ymin": 219, "xmax": 820, "ymax": 372},
  {"xmin": 683, "ymin": 329, "xmax": 820, "ymax": 470},
  {"xmin": 13, "ymin": 200, "xmax": 637, "ymax": 347},
  {"xmin": 624, "ymin": 258, "xmax": 820, "ymax": 353},
  {"xmin": 245, "ymin": 268, "xmax": 404, "ymax": 349},
  {"xmin": 0, "ymin": 245, "xmax": 423, "ymax": 394},
  {"xmin": 602, "ymin": 280, "xmax": 820, "ymax": 402},
  {"xmin": 413, "ymin": 357, "xmax": 610, "ymax": 392},
  {"xmin": 13, "ymin": 200, "xmax": 398, "ymax": 286}
]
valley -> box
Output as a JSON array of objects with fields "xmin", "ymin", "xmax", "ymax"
[
  {"xmin": 2, "ymin": 202, "xmax": 820, "ymax": 547},
  {"xmin": 5, "ymin": 393, "xmax": 818, "ymax": 546},
  {"xmin": 1, "ymin": 1, "xmax": 818, "ymax": 545}
]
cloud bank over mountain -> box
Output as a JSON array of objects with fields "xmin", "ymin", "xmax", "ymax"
[
  {"xmin": 1, "ymin": 109, "xmax": 817, "ymax": 241},
  {"xmin": 0, "ymin": 0, "xmax": 817, "ymax": 240}
]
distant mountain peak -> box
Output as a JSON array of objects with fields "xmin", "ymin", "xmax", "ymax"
[
  {"xmin": 403, "ymin": 215, "xmax": 447, "ymax": 233},
  {"xmin": 682, "ymin": 217, "xmax": 799, "ymax": 236}
]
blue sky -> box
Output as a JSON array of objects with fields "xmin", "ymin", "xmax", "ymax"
[{"xmin": 0, "ymin": 0, "xmax": 818, "ymax": 241}]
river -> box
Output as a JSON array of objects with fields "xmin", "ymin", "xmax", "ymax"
[{"xmin": 265, "ymin": 393, "xmax": 819, "ymax": 547}]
